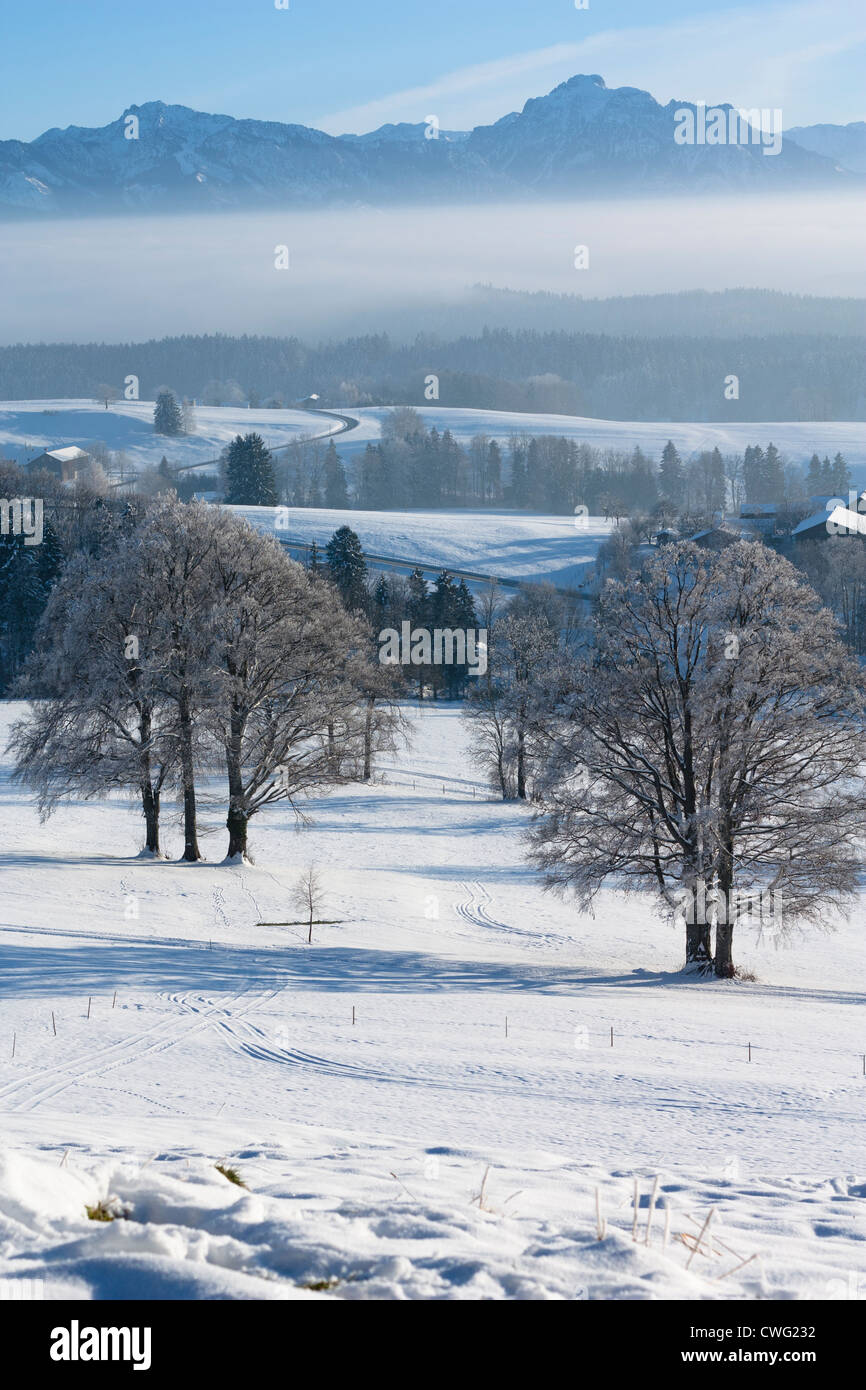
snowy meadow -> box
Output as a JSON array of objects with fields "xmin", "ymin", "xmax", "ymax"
[{"xmin": 1, "ymin": 698, "xmax": 864, "ymax": 1301}]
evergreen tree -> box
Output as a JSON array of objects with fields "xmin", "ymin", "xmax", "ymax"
[
  {"xmin": 806, "ymin": 453, "xmax": 823, "ymax": 495},
  {"xmin": 743, "ymin": 445, "xmax": 765, "ymax": 502},
  {"xmin": 323, "ymin": 441, "xmax": 349, "ymax": 509},
  {"xmin": 764, "ymin": 443, "xmax": 784, "ymax": 500},
  {"xmin": 708, "ymin": 446, "xmax": 726, "ymax": 513},
  {"xmin": 224, "ymin": 433, "xmax": 277, "ymax": 506},
  {"xmin": 153, "ymin": 389, "xmax": 183, "ymax": 437},
  {"xmin": 832, "ymin": 452, "xmax": 851, "ymax": 496},
  {"xmin": 820, "ymin": 455, "xmax": 834, "ymax": 490},
  {"xmin": 407, "ymin": 567, "xmax": 429, "ymax": 626},
  {"xmin": 325, "ymin": 526, "xmax": 368, "ymax": 612},
  {"xmin": 659, "ymin": 441, "xmax": 684, "ymax": 506},
  {"xmin": 407, "ymin": 567, "xmax": 430, "ymax": 699},
  {"xmin": 308, "ymin": 539, "xmax": 321, "ymax": 573},
  {"xmin": 372, "ymin": 573, "xmax": 390, "ymax": 624},
  {"xmin": 0, "ymin": 517, "xmax": 63, "ymax": 693}
]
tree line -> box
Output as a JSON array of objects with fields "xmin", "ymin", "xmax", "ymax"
[
  {"xmin": 2, "ymin": 326, "xmax": 864, "ymax": 422},
  {"xmin": 215, "ymin": 412, "xmax": 846, "ymax": 519}
]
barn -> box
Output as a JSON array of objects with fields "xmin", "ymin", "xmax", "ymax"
[{"xmin": 26, "ymin": 446, "xmax": 90, "ymax": 482}]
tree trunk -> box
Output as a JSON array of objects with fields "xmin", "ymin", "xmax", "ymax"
[
  {"xmin": 714, "ymin": 922, "xmax": 735, "ymax": 978},
  {"xmin": 224, "ymin": 705, "xmax": 249, "ymax": 860},
  {"xmin": 137, "ymin": 705, "xmax": 161, "ymax": 855},
  {"xmin": 327, "ymin": 721, "xmax": 336, "ymax": 770},
  {"xmin": 226, "ymin": 801, "xmax": 249, "ymax": 860},
  {"xmin": 178, "ymin": 689, "xmax": 202, "ymax": 861},
  {"xmin": 686, "ymin": 920, "xmax": 712, "ymax": 967},
  {"xmin": 715, "ymin": 833, "xmax": 736, "ymax": 977},
  {"xmin": 141, "ymin": 781, "xmax": 161, "ymax": 856},
  {"xmin": 497, "ymin": 748, "xmax": 508, "ymax": 800},
  {"xmin": 363, "ymin": 697, "xmax": 374, "ymax": 781},
  {"xmin": 683, "ymin": 880, "xmax": 712, "ymax": 969},
  {"xmin": 516, "ymin": 724, "xmax": 527, "ymax": 800}
]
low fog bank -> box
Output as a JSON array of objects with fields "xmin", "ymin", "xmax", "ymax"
[{"xmin": 1, "ymin": 193, "xmax": 864, "ymax": 345}]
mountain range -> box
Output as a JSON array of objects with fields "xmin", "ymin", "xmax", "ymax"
[{"xmin": 0, "ymin": 75, "xmax": 861, "ymax": 217}]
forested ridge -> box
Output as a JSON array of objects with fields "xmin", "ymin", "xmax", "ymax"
[{"xmin": 2, "ymin": 325, "xmax": 864, "ymax": 421}]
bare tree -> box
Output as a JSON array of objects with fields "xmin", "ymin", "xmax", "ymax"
[
  {"xmin": 205, "ymin": 515, "xmax": 375, "ymax": 861},
  {"xmin": 464, "ymin": 586, "xmax": 563, "ymax": 800},
  {"xmin": 95, "ymin": 384, "xmax": 120, "ymax": 410},
  {"xmin": 529, "ymin": 542, "xmax": 866, "ymax": 976},
  {"xmin": 292, "ymin": 864, "xmax": 325, "ymax": 943},
  {"xmin": 11, "ymin": 548, "xmax": 176, "ymax": 856}
]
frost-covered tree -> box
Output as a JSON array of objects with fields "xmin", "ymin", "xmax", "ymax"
[
  {"xmin": 464, "ymin": 586, "xmax": 562, "ymax": 799},
  {"xmin": 206, "ymin": 517, "xmax": 374, "ymax": 860},
  {"xmin": 142, "ymin": 501, "xmax": 222, "ymax": 859},
  {"xmin": 10, "ymin": 546, "xmax": 177, "ymax": 856},
  {"xmin": 529, "ymin": 543, "xmax": 866, "ymax": 976}
]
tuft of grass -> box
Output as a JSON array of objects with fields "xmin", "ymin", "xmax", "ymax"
[
  {"xmin": 86, "ymin": 1199, "xmax": 128, "ymax": 1222},
  {"xmin": 215, "ymin": 1163, "xmax": 248, "ymax": 1189},
  {"xmin": 301, "ymin": 1276, "xmax": 341, "ymax": 1292}
]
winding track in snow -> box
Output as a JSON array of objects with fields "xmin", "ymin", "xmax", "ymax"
[{"xmin": 0, "ymin": 985, "xmax": 280, "ymax": 1114}]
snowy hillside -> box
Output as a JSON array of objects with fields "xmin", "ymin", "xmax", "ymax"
[
  {"xmin": 337, "ymin": 406, "xmax": 866, "ymax": 478},
  {"xmin": 233, "ymin": 506, "xmax": 614, "ymax": 590},
  {"xmin": 3, "ymin": 399, "xmax": 864, "ymax": 488},
  {"xmin": 0, "ymin": 703, "xmax": 863, "ymax": 1300},
  {"xmin": 0, "ymin": 399, "xmax": 336, "ymax": 473}
]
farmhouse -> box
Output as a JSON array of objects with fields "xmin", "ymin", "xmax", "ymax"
[
  {"xmin": 738, "ymin": 502, "xmax": 777, "ymax": 536},
  {"xmin": 26, "ymin": 446, "xmax": 89, "ymax": 482},
  {"xmin": 793, "ymin": 503, "xmax": 866, "ymax": 544}
]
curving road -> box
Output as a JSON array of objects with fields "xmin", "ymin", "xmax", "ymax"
[{"xmin": 173, "ymin": 405, "xmax": 359, "ymax": 476}]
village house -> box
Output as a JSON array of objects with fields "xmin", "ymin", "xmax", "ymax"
[{"xmin": 26, "ymin": 446, "xmax": 90, "ymax": 483}]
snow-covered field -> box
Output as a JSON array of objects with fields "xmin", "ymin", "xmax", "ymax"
[
  {"xmin": 0, "ymin": 400, "xmax": 336, "ymax": 473},
  {"xmin": 0, "ymin": 702, "xmax": 863, "ymax": 1301},
  {"xmin": 233, "ymin": 505, "xmax": 614, "ymax": 589},
  {"xmin": 336, "ymin": 406, "xmax": 866, "ymax": 478},
  {"xmin": 2, "ymin": 399, "xmax": 864, "ymax": 486}
]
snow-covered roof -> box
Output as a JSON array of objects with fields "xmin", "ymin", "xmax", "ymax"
[
  {"xmin": 739, "ymin": 502, "xmax": 777, "ymax": 516},
  {"xmin": 40, "ymin": 446, "xmax": 89, "ymax": 462},
  {"xmin": 793, "ymin": 505, "xmax": 866, "ymax": 537}
]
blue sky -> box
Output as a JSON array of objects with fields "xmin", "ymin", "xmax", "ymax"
[{"xmin": 4, "ymin": 0, "xmax": 865, "ymax": 141}]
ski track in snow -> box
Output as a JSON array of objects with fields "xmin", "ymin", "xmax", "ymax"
[
  {"xmin": 456, "ymin": 879, "xmax": 564, "ymax": 947},
  {"xmin": 0, "ymin": 986, "xmax": 276, "ymax": 1115}
]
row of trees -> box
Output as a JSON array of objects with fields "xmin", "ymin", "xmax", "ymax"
[
  {"xmin": 4, "ymin": 325, "xmax": 864, "ymax": 421},
  {"xmin": 12, "ymin": 500, "xmax": 399, "ymax": 862},
  {"xmin": 465, "ymin": 542, "xmax": 866, "ymax": 977},
  {"xmin": 240, "ymin": 412, "xmax": 850, "ymax": 519}
]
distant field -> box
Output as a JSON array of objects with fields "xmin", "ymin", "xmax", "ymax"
[
  {"xmin": 2, "ymin": 400, "xmax": 864, "ymax": 484},
  {"xmin": 233, "ymin": 505, "xmax": 615, "ymax": 590},
  {"xmin": 338, "ymin": 406, "xmax": 866, "ymax": 477},
  {"xmin": 0, "ymin": 399, "xmax": 336, "ymax": 472}
]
